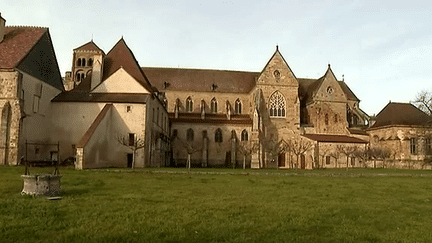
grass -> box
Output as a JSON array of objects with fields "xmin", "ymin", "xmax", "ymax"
[{"xmin": 1, "ymin": 166, "xmax": 432, "ymax": 242}]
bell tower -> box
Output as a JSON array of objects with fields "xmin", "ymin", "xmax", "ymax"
[{"xmin": 71, "ymin": 40, "xmax": 105, "ymax": 88}]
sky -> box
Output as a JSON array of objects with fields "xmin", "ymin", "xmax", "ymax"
[{"xmin": 3, "ymin": 0, "xmax": 432, "ymax": 115}]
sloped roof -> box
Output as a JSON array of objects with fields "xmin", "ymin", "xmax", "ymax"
[
  {"xmin": 302, "ymin": 134, "xmax": 368, "ymax": 143},
  {"xmin": 102, "ymin": 38, "xmax": 154, "ymax": 93},
  {"xmin": 52, "ymin": 90, "xmax": 150, "ymax": 103},
  {"xmin": 77, "ymin": 104, "xmax": 113, "ymax": 148},
  {"xmin": 298, "ymin": 76, "xmax": 359, "ymax": 104},
  {"xmin": 370, "ymin": 102, "xmax": 431, "ymax": 128},
  {"xmin": 142, "ymin": 67, "xmax": 259, "ymax": 93},
  {"xmin": 0, "ymin": 26, "xmax": 47, "ymax": 69},
  {"xmin": 73, "ymin": 40, "xmax": 105, "ymax": 54}
]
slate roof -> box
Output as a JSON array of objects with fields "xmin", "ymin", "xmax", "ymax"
[
  {"xmin": 142, "ymin": 67, "xmax": 259, "ymax": 93},
  {"xmin": 370, "ymin": 102, "xmax": 432, "ymax": 128},
  {"xmin": 0, "ymin": 26, "xmax": 47, "ymax": 69},
  {"xmin": 73, "ymin": 40, "xmax": 105, "ymax": 54},
  {"xmin": 168, "ymin": 112, "xmax": 253, "ymax": 125},
  {"xmin": 302, "ymin": 134, "xmax": 368, "ymax": 143}
]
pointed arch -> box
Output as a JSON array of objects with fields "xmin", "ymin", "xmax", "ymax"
[
  {"xmin": 186, "ymin": 97, "xmax": 193, "ymax": 112},
  {"xmin": 241, "ymin": 129, "xmax": 248, "ymax": 141},
  {"xmin": 1, "ymin": 102, "xmax": 12, "ymax": 165},
  {"xmin": 211, "ymin": 97, "xmax": 217, "ymax": 113},
  {"xmin": 235, "ymin": 99, "xmax": 242, "ymax": 114},
  {"xmin": 215, "ymin": 128, "xmax": 223, "ymax": 143},
  {"xmin": 269, "ymin": 91, "xmax": 286, "ymax": 117}
]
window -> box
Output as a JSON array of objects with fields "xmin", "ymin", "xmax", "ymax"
[
  {"xmin": 186, "ymin": 97, "xmax": 193, "ymax": 112},
  {"xmin": 326, "ymin": 156, "xmax": 331, "ymax": 165},
  {"xmin": 269, "ymin": 91, "xmax": 286, "ymax": 117},
  {"xmin": 426, "ymin": 138, "xmax": 432, "ymax": 155},
  {"xmin": 325, "ymin": 114, "xmax": 329, "ymax": 125},
  {"xmin": 77, "ymin": 58, "xmax": 82, "ymax": 67},
  {"xmin": 88, "ymin": 58, "xmax": 93, "ymax": 67},
  {"xmin": 215, "ymin": 128, "xmax": 223, "ymax": 143},
  {"xmin": 235, "ymin": 99, "xmax": 242, "ymax": 114},
  {"xmin": 350, "ymin": 157, "xmax": 355, "ymax": 166},
  {"xmin": 187, "ymin": 129, "xmax": 194, "ymax": 141},
  {"xmin": 82, "ymin": 58, "xmax": 86, "ymax": 67},
  {"xmin": 274, "ymin": 70, "xmax": 280, "ymax": 82},
  {"xmin": 126, "ymin": 106, "xmax": 131, "ymax": 113},
  {"xmin": 241, "ymin": 130, "xmax": 248, "ymax": 141},
  {"xmin": 211, "ymin": 98, "xmax": 217, "ymax": 113},
  {"xmin": 410, "ymin": 138, "xmax": 417, "ymax": 154},
  {"xmin": 334, "ymin": 114, "xmax": 338, "ymax": 123},
  {"xmin": 172, "ymin": 129, "xmax": 178, "ymax": 137},
  {"xmin": 128, "ymin": 133, "xmax": 135, "ymax": 146}
]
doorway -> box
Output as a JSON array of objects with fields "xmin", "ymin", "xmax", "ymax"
[
  {"xmin": 278, "ymin": 152, "xmax": 285, "ymax": 167},
  {"xmin": 300, "ymin": 154, "xmax": 306, "ymax": 169},
  {"xmin": 127, "ymin": 153, "xmax": 133, "ymax": 168}
]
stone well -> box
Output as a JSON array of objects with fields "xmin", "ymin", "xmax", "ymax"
[{"xmin": 21, "ymin": 174, "xmax": 62, "ymax": 196}]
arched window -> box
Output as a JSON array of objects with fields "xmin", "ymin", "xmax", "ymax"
[
  {"xmin": 334, "ymin": 114, "xmax": 339, "ymax": 123},
  {"xmin": 77, "ymin": 58, "xmax": 82, "ymax": 67},
  {"xmin": 75, "ymin": 71, "xmax": 85, "ymax": 82},
  {"xmin": 325, "ymin": 114, "xmax": 329, "ymax": 125},
  {"xmin": 241, "ymin": 130, "xmax": 248, "ymax": 141},
  {"xmin": 81, "ymin": 73, "xmax": 85, "ymax": 81},
  {"xmin": 211, "ymin": 98, "xmax": 217, "ymax": 113},
  {"xmin": 186, "ymin": 97, "xmax": 193, "ymax": 112},
  {"xmin": 235, "ymin": 99, "xmax": 242, "ymax": 114},
  {"xmin": 187, "ymin": 129, "xmax": 194, "ymax": 141},
  {"xmin": 82, "ymin": 58, "xmax": 86, "ymax": 67},
  {"xmin": 215, "ymin": 128, "xmax": 223, "ymax": 143},
  {"xmin": 269, "ymin": 91, "xmax": 286, "ymax": 117},
  {"xmin": 88, "ymin": 58, "xmax": 93, "ymax": 67}
]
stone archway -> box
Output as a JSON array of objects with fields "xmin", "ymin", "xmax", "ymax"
[{"xmin": 1, "ymin": 103, "xmax": 12, "ymax": 165}]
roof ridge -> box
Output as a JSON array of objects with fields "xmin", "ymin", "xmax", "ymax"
[
  {"xmin": 142, "ymin": 66, "xmax": 260, "ymax": 73},
  {"xmin": 6, "ymin": 25, "xmax": 47, "ymax": 29}
]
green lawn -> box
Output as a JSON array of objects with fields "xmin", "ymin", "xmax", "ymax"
[{"xmin": 1, "ymin": 166, "xmax": 432, "ymax": 242}]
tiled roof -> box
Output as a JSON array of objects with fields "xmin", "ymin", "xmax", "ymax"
[
  {"xmin": 0, "ymin": 26, "xmax": 47, "ymax": 69},
  {"xmin": 297, "ymin": 77, "xmax": 359, "ymax": 104},
  {"xmin": 52, "ymin": 90, "xmax": 150, "ymax": 104},
  {"xmin": 302, "ymin": 134, "xmax": 368, "ymax": 143},
  {"xmin": 102, "ymin": 38, "xmax": 154, "ymax": 93},
  {"xmin": 73, "ymin": 40, "xmax": 105, "ymax": 54},
  {"xmin": 142, "ymin": 67, "xmax": 259, "ymax": 93},
  {"xmin": 370, "ymin": 102, "xmax": 431, "ymax": 128}
]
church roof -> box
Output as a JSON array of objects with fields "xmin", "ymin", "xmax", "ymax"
[
  {"xmin": 0, "ymin": 26, "xmax": 47, "ymax": 69},
  {"xmin": 73, "ymin": 40, "xmax": 105, "ymax": 54},
  {"xmin": 102, "ymin": 38, "xmax": 154, "ymax": 93},
  {"xmin": 302, "ymin": 134, "xmax": 368, "ymax": 143},
  {"xmin": 370, "ymin": 102, "xmax": 432, "ymax": 128},
  {"xmin": 142, "ymin": 67, "xmax": 259, "ymax": 93}
]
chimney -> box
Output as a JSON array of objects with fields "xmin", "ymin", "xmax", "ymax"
[
  {"xmin": 0, "ymin": 13, "xmax": 6, "ymax": 43},
  {"xmin": 90, "ymin": 53, "xmax": 103, "ymax": 90}
]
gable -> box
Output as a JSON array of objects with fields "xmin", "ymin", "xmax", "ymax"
[
  {"xmin": 257, "ymin": 49, "xmax": 298, "ymax": 87},
  {"xmin": 17, "ymin": 31, "xmax": 63, "ymax": 91},
  {"xmin": 92, "ymin": 67, "xmax": 150, "ymax": 93},
  {"xmin": 312, "ymin": 67, "xmax": 347, "ymax": 103}
]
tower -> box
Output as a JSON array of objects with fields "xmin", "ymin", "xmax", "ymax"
[{"xmin": 71, "ymin": 41, "xmax": 105, "ymax": 88}]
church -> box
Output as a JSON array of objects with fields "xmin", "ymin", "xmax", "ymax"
[{"xmin": 1, "ymin": 12, "xmax": 375, "ymax": 169}]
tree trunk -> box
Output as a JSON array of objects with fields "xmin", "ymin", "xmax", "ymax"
[
  {"xmin": 132, "ymin": 149, "xmax": 136, "ymax": 169},
  {"xmin": 187, "ymin": 154, "xmax": 191, "ymax": 171},
  {"xmin": 243, "ymin": 156, "xmax": 246, "ymax": 170}
]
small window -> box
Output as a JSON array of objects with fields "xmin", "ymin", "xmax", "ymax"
[
  {"xmin": 274, "ymin": 70, "xmax": 281, "ymax": 81},
  {"xmin": 241, "ymin": 130, "xmax": 248, "ymax": 141},
  {"xmin": 77, "ymin": 58, "xmax": 82, "ymax": 67},
  {"xmin": 128, "ymin": 133, "xmax": 135, "ymax": 146},
  {"xmin": 88, "ymin": 58, "xmax": 93, "ymax": 67},
  {"xmin": 326, "ymin": 86, "xmax": 333, "ymax": 94},
  {"xmin": 186, "ymin": 97, "xmax": 193, "ymax": 112},
  {"xmin": 326, "ymin": 156, "xmax": 330, "ymax": 165},
  {"xmin": 211, "ymin": 98, "xmax": 217, "ymax": 113},
  {"xmin": 325, "ymin": 114, "xmax": 329, "ymax": 125},
  {"xmin": 426, "ymin": 138, "xmax": 432, "ymax": 155},
  {"xmin": 172, "ymin": 129, "xmax": 178, "ymax": 137},
  {"xmin": 82, "ymin": 58, "xmax": 86, "ymax": 67},
  {"xmin": 215, "ymin": 128, "xmax": 223, "ymax": 143},
  {"xmin": 235, "ymin": 99, "xmax": 242, "ymax": 114},
  {"xmin": 126, "ymin": 106, "xmax": 131, "ymax": 113},
  {"xmin": 410, "ymin": 138, "xmax": 417, "ymax": 154},
  {"xmin": 350, "ymin": 157, "xmax": 355, "ymax": 166},
  {"xmin": 187, "ymin": 129, "xmax": 194, "ymax": 141},
  {"xmin": 334, "ymin": 114, "xmax": 338, "ymax": 123}
]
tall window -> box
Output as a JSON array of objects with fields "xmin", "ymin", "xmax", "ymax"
[
  {"xmin": 187, "ymin": 129, "xmax": 194, "ymax": 141},
  {"xmin": 235, "ymin": 99, "xmax": 242, "ymax": 114},
  {"xmin": 211, "ymin": 98, "xmax": 217, "ymax": 113},
  {"xmin": 241, "ymin": 130, "xmax": 248, "ymax": 141},
  {"xmin": 186, "ymin": 97, "xmax": 193, "ymax": 112},
  {"xmin": 82, "ymin": 58, "xmax": 86, "ymax": 67},
  {"xmin": 326, "ymin": 156, "xmax": 331, "ymax": 165},
  {"xmin": 128, "ymin": 133, "xmax": 135, "ymax": 146},
  {"xmin": 426, "ymin": 138, "xmax": 432, "ymax": 155},
  {"xmin": 88, "ymin": 58, "xmax": 93, "ymax": 66},
  {"xmin": 77, "ymin": 58, "xmax": 82, "ymax": 67},
  {"xmin": 325, "ymin": 114, "xmax": 329, "ymax": 125},
  {"xmin": 269, "ymin": 91, "xmax": 286, "ymax": 117},
  {"xmin": 410, "ymin": 138, "xmax": 417, "ymax": 154},
  {"xmin": 215, "ymin": 128, "xmax": 223, "ymax": 143}
]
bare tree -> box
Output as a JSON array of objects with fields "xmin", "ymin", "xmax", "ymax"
[
  {"xmin": 412, "ymin": 90, "xmax": 432, "ymax": 115},
  {"xmin": 329, "ymin": 149, "xmax": 341, "ymax": 168},
  {"xmin": 238, "ymin": 141, "xmax": 260, "ymax": 169},
  {"xmin": 318, "ymin": 146, "xmax": 331, "ymax": 169},
  {"xmin": 337, "ymin": 145, "xmax": 358, "ymax": 170},
  {"xmin": 291, "ymin": 138, "xmax": 313, "ymax": 170},
  {"xmin": 171, "ymin": 134, "xmax": 201, "ymax": 171},
  {"xmin": 117, "ymin": 133, "xmax": 146, "ymax": 169}
]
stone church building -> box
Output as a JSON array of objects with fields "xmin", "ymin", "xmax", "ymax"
[{"xmin": 1, "ymin": 12, "xmax": 375, "ymax": 169}]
